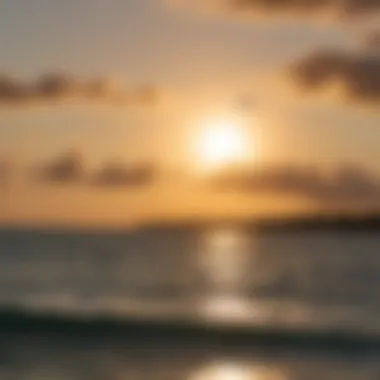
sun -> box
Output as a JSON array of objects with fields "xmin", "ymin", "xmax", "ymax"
[{"xmin": 198, "ymin": 117, "xmax": 252, "ymax": 169}]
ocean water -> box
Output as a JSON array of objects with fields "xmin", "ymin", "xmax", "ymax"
[{"xmin": 1, "ymin": 226, "xmax": 380, "ymax": 379}]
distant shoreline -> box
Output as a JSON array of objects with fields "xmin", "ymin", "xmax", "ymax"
[
  {"xmin": 142, "ymin": 214, "xmax": 380, "ymax": 233},
  {"xmin": 2, "ymin": 213, "xmax": 380, "ymax": 234}
]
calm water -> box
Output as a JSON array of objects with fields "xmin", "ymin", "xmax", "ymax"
[{"xmin": 1, "ymin": 226, "xmax": 380, "ymax": 379}]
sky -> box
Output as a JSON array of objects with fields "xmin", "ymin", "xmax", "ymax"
[{"xmin": 0, "ymin": 0, "xmax": 380, "ymax": 226}]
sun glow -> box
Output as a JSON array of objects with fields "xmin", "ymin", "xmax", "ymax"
[{"xmin": 198, "ymin": 117, "xmax": 253, "ymax": 169}]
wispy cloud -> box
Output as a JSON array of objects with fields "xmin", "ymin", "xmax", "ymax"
[
  {"xmin": 31, "ymin": 152, "xmax": 158, "ymax": 189},
  {"xmin": 288, "ymin": 49, "xmax": 380, "ymax": 104},
  {"xmin": 0, "ymin": 72, "xmax": 160, "ymax": 107},
  {"xmin": 90, "ymin": 162, "xmax": 157, "ymax": 188},
  {"xmin": 15, "ymin": 152, "xmax": 380, "ymax": 207},
  {"xmin": 33, "ymin": 151, "xmax": 85, "ymax": 184},
  {"xmin": 169, "ymin": 0, "xmax": 380, "ymax": 21},
  {"xmin": 209, "ymin": 164, "xmax": 380, "ymax": 204}
]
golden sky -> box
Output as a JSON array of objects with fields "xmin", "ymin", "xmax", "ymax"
[{"xmin": 1, "ymin": 0, "xmax": 380, "ymax": 226}]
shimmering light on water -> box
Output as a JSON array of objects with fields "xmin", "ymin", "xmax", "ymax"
[
  {"xmin": 197, "ymin": 228, "xmax": 252, "ymax": 291},
  {"xmin": 197, "ymin": 295, "xmax": 261, "ymax": 324},
  {"xmin": 195, "ymin": 227, "xmax": 258, "ymax": 324},
  {"xmin": 189, "ymin": 362, "xmax": 284, "ymax": 380}
]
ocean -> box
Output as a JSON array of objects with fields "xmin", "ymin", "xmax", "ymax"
[{"xmin": 1, "ymin": 225, "xmax": 380, "ymax": 379}]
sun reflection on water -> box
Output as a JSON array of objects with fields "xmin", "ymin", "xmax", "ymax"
[
  {"xmin": 189, "ymin": 362, "xmax": 284, "ymax": 380},
  {"xmin": 198, "ymin": 294, "xmax": 262, "ymax": 324},
  {"xmin": 195, "ymin": 227, "xmax": 262, "ymax": 324},
  {"xmin": 198, "ymin": 227, "xmax": 252, "ymax": 291}
]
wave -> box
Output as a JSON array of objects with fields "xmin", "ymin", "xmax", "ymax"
[{"xmin": 1, "ymin": 306, "xmax": 380, "ymax": 351}]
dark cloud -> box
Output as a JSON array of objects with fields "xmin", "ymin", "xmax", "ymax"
[
  {"xmin": 35, "ymin": 151, "xmax": 85, "ymax": 184},
  {"xmin": 209, "ymin": 164, "xmax": 380, "ymax": 204},
  {"xmin": 289, "ymin": 49, "xmax": 380, "ymax": 103},
  {"xmin": 90, "ymin": 162, "xmax": 157, "ymax": 188},
  {"xmin": 171, "ymin": 0, "xmax": 380, "ymax": 20},
  {"xmin": 0, "ymin": 72, "xmax": 159, "ymax": 107}
]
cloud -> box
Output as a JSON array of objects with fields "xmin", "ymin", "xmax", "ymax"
[
  {"xmin": 169, "ymin": 0, "xmax": 380, "ymax": 21},
  {"xmin": 90, "ymin": 162, "xmax": 157, "ymax": 188},
  {"xmin": 209, "ymin": 164, "xmax": 380, "ymax": 204},
  {"xmin": 0, "ymin": 72, "xmax": 160, "ymax": 107},
  {"xmin": 32, "ymin": 153, "xmax": 158, "ymax": 189},
  {"xmin": 34, "ymin": 151, "xmax": 85, "ymax": 184},
  {"xmin": 288, "ymin": 49, "xmax": 380, "ymax": 103}
]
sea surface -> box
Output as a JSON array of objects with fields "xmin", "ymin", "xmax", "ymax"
[{"xmin": 1, "ymin": 225, "xmax": 380, "ymax": 379}]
